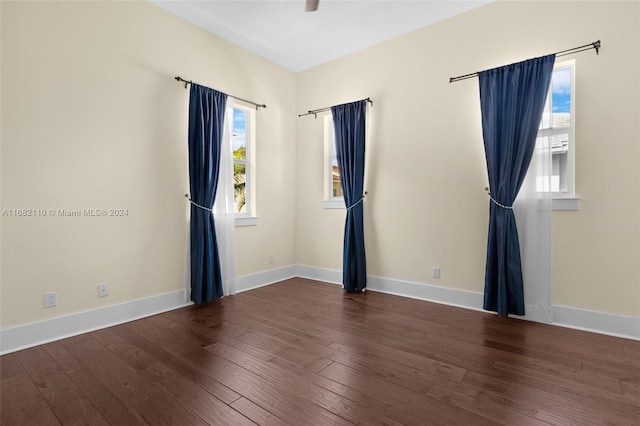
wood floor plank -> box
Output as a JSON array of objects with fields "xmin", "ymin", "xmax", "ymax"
[
  {"xmin": 67, "ymin": 368, "xmax": 146, "ymax": 426},
  {"xmin": 481, "ymin": 338, "xmax": 583, "ymax": 370},
  {"xmin": 493, "ymin": 359, "xmax": 623, "ymax": 394},
  {"xmin": 112, "ymin": 324, "xmax": 242, "ymax": 405},
  {"xmin": 581, "ymin": 358, "xmax": 640, "ymax": 383},
  {"xmin": 328, "ymin": 341, "xmax": 467, "ymax": 383},
  {"xmin": 426, "ymin": 379, "xmax": 561, "ymax": 426},
  {"xmin": 383, "ymin": 399, "xmax": 498, "ymax": 426},
  {"xmin": 64, "ymin": 336, "xmax": 163, "ymax": 408},
  {"xmin": 230, "ymin": 397, "xmax": 290, "ymax": 426},
  {"xmin": 17, "ymin": 346, "xmax": 83, "ymax": 408},
  {"xmin": 130, "ymin": 388, "xmax": 211, "ymax": 426},
  {"xmin": 0, "ymin": 373, "xmax": 61, "ymax": 426},
  {"xmin": 490, "ymin": 361, "xmax": 638, "ymax": 414},
  {"xmin": 42, "ymin": 340, "xmax": 84, "ymax": 374},
  {"xmin": 52, "ymin": 396, "xmax": 110, "ymax": 426},
  {"xmin": 318, "ymin": 361, "xmax": 434, "ymax": 414},
  {"xmin": 463, "ymin": 369, "xmax": 637, "ymax": 425},
  {"xmin": 213, "ymin": 298, "xmax": 338, "ymax": 348},
  {"xmin": 125, "ymin": 316, "xmax": 354, "ymax": 426},
  {"xmin": 212, "ymin": 302, "xmax": 468, "ymax": 392},
  {"xmin": 95, "ymin": 327, "xmax": 255, "ymax": 426},
  {"xmin": 233, "ymin": 330, "xmax": 333, "ymax": 372},
  {"xmin": 325, "ymin": 346, "xmax": 439, "ymax": 395},
  {"xmin": 621, "ymin": 379, "xmax": 640, "ymax": 401},
  {"xmin": 0, "ymin": 351, "xmax": 25, "ymax": 379},
  {"xmin": 208, "ymin": 341, "xmax": 400, "ymax": 425},
  {"xmin": 267, "ymin": 355, "xmax": 393, "ymax": 416}
]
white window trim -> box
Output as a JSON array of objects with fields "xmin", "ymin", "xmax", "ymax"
[
  {"xmin": 235, "ymin": 216, "xmax": 259, "ymax": 226},
  {"xmin": 552, "ymin": 197, "xmax": 580, "ymax": 211},
  {"xmin": 232, "ymin": 102, "xmax": 259, "ymax": 226},
  {"xmin": 321, "ymin": 200, "xmax": 345, "ymax": 209},
  {"xmin": 323, "ymin": 114, "xmax": 345, "ymax": 209}
]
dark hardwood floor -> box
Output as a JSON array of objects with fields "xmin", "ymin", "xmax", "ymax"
[{"xmin": 1, "ymin": 278, "xmax": 639, "ymax": 425}]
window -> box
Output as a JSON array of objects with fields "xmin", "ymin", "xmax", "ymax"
[
  {"xmin": 232, "ymin": 104, "xmax": 257, "ymax": 225},
  {"xmin": 536, "ymin": 60, "xmax": 578, "ymax": 208},
  {"xmin": 322, "ymin": 115, "xmax": 344, "ymax": 209}
]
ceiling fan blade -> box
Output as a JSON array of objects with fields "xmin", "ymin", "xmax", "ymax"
[{"xmin": 306, "ymin": 0, "xmax": 319, "ymax": 12}]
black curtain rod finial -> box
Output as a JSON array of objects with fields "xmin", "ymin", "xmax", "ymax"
[{"xmin": 175, "ymin": 76, "xmax": 190, "ymax": 89}]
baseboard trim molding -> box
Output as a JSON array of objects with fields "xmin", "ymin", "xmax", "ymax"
[
  {"xmin": 0, "ymin": 265, "xmax": 299, "ymax": 355},
  {"xmin": 367, "ymin": 275, "xmax": 485, "ymax": 312},
  {"xmin": 296, "ymin": 265, "xmax": 342, "ymax": 285},
  {"xmin": 3, "ymin": 265, "xmax": 637, "ymax": 354},
  {"xmin": 0, "ymin": 290, "xmax": 191, "ymax": 355},
  {"xmin": 553, "ymin": 304, "xmax": 640, "ymax": 340},
  {"xmin": 297, "ymin": 265, "xmax": 484, "ymax": 311},
  {"xmin": 235, "ymin": 265, "xmax": 298, "ymax": 293},
  {"xmin": 296, "ymin": 265, "xmax": 640, "ymax": 340}
]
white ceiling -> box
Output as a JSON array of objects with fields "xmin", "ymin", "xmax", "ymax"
[{"xmin": 151, "ymin": 0, "xmax": 492, "ymax": 72}]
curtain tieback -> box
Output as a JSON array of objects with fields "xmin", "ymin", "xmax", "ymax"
[
  {"xmin": 185, "ymin": 194, "xmax": 213, "ymax": 212},
  {"xmin": 347, "ymin": 191, "xmax": 368, "ymax": 210},
  {"xmin": 488, "ymin": 193, "xmax": 513, "ymax": 210}
]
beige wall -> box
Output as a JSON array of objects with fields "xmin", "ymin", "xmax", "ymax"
[
  {"xmin": 296, "ymin": 1, "xmax": 640, "ymax": 317},
  {"xmin": 1, "ymin": 1, "xmax": 297, "ymax": 328}
]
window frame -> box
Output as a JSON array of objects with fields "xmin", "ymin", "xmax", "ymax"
[
  {"xmin": 322, "ymin": 114, "xmax": 345, "ymax": 209},
  {"xmin": 231, "ymin": 103, "xmax": 258, "ymax": 226},
  {"xmin": 539, "ymin": 59, "xmax": 580, "ymax": 210}
]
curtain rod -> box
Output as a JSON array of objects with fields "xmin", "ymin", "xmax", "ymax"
[
  {"xmin": 298, "ymin": 97, "xmax": 373, "ymax": 118},
  {"xmin": 449, "ymin": 40, "xmax": 601, "ymax": 84},
  {"xmin": 175, "ymin": 76, "xmax": 267, "ymax": 110}
]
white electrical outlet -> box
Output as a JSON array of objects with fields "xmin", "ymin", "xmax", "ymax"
[
  {"xmin": 433, "ymin": 267, "xmax": 441, "ymax": 279},
  {"xmin": 269, "ymin": 255, "xmax": 274, "ymax": 264},
  {"xmin": 98, "ymin": 283, "xmax": 109, "ymax": 297},
  {"xmin": 44, "ymin": 291, "xmax": 57, "ymax": 308}
]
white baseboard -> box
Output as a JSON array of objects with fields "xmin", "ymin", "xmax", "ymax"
[
  {"xmin": 296, "ymin": 265, "xmax": 640, "ymax": 340},
  {"xmin": 0, "ymin": 265, "xmax": 299, "ymax": 355},
  {"xmin": 296, "ymin": 265, "xmax": 484, "ymax": 311},
  {"xmin": 553, "ymin": 304, "xmax": 640, "ymax": 340},
  {"xmin": 367, "ymin": 275, "xmax": 485, "ymax": 312},
  {"xmin": 235, "ymin": 265, "xmax": 297, "ymax": 293},
  {"xmin": 0, "ymin": 290, "xmax": 191, "ymax": 355},
  {"xmin": 3, "ymin": 265, "xmax": 637, "ymax": 354},
  {"xmin": 296, "ymin": 265, "xmax": 342, "ymax": 285}
]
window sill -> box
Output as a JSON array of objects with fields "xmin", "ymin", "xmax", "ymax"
[
  {"xmin": 235, "ymin": 216, "xmax": 258, "ymax": 227},
  {"xmin": 322, "ymin": 200, "xmax": 345, "ymax": 209},
  {"xmin": 552, "ymin": 197, "xmax": 580, "ymax": 211}
]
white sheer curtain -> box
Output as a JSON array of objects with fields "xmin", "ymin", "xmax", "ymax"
[
  {"xmin": 213, "ymin": 98, "xmax": 237, "ymax": 296},
  {"xmin": 513, "ymin": 134, "xmax": 552, "ymax": 323}
]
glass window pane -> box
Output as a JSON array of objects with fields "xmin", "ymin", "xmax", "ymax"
[
  {"xmin": 551, "ymin": 68, "xmax": 571, "ymax": 128},
  {"xmin": 234, "ymin": 163, "xmax": 246, "ymax": 213},
  {"xmin": 233, "ymin": 108, "xmax": 246, "ymax": 159},
  {"xmin": 552, "ymin": 152, "xmax": 569, "ymax": 193},
  {"xmin": 331, "ymin": 157, "xmax": 342, "ymax": 198}
]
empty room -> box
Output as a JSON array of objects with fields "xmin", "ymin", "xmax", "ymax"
[{"xmin": 1, "ymin": 0, "xmax": 638, "ymax": 424}]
